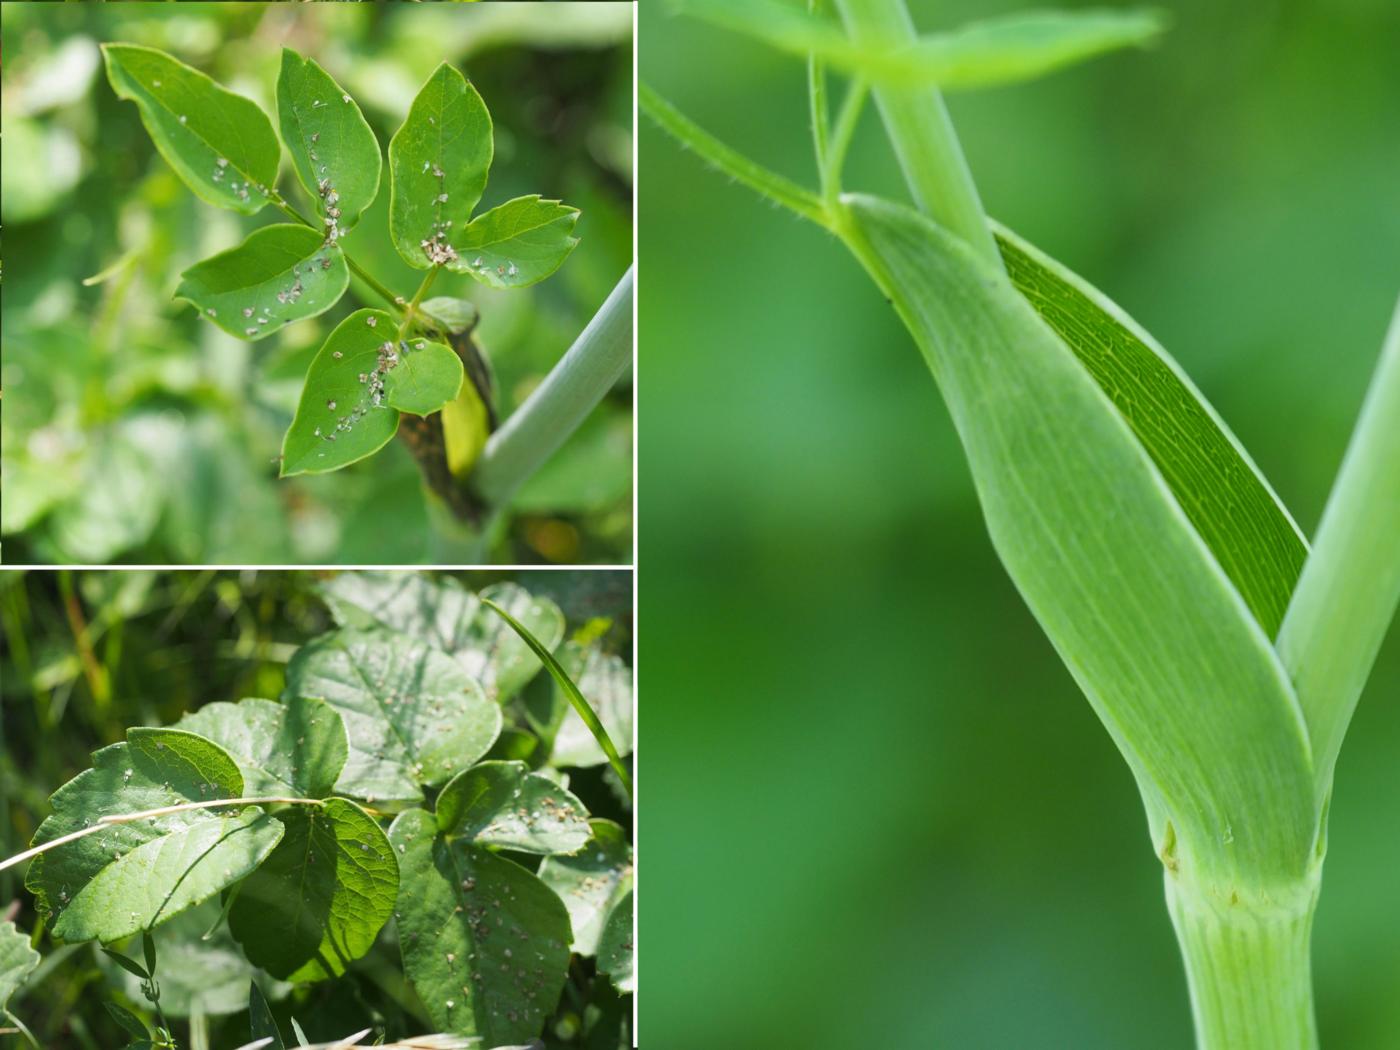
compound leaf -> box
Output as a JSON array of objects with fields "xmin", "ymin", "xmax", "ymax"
[
  {"xmin": 388, "ymin": 63, "xmax": 493, "ymax": 270},
  {"xmin": 283, "ymin": 627, "xmax": 502, "ymax": 802},
  {"xmin": 229, "ymin": 798, "xmax": 398, "ymax": 983},
  {"xmin": 25, "ymin": 728, "xmax": 285, "ymax": 944},
  {"xmin": 597, "ymin": 888, "xmax": 634, "ymax": 993},
  {"xmin": 527, "ymin": 641, "xmax": 634, "ymax": 769},
  {"xmin": 174, "ymin": 697, "xmax": 348, "ymax": 799},
  {"xmin": 175, "ymin": 225, "xmax": 348, "ymax": 342},
  {"xmin": 389, "ymin": 808, "xmax": 571, "ymax": 1046},
  {"xmin": 449, "ymin": 195, "xmax": 580, "ymax": 289},
  {"xmin": 102, "ymin": 44, "xmax": 278, "ymax": 214},
  {"xmin": 0, "ymin": 921, "xmax": 40, "ymax": 1010},
  {"xmin": 280, "ymin": 309, "xmax": 401, "ymax": 478},
  {"xmin": 845, "ymin": 194, "xmax": 1316, "ymax": 885},
  {"xmin": 277, "ymin": 49, "xmax": 381, "ymax": 236},
  {"xmin": 384, "ymin": 340, "xmax": 464, "ymax": 416},
  {"xmin": 436, "ymin": 761, "xmax": 591, "ymax": 856},
  {"xmin": 319, "ymin": 574, "xmax": 565, "ymax": 703},
  {"xmin": 537, "ymin": 820, "xmax": 633, "ymax": 955}
]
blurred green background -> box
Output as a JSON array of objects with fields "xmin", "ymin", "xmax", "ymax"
[
  {"xmin": 640, "ymin": 0, "xmax": 1400, "ymax": 1046},
  {"xmin": 0, "ymin": 567, "xmax": 634, "ymax": 1048},
  {"xmin": 1, "ymin": 2, "xmax": 634, "ymax": 566}
]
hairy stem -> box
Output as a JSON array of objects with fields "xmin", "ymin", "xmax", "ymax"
[
  {"xmin": 471, "ymin": 266, "xmax": 634, "ymax": 508},
  {"xmin": 1277, "ymin": 293, "xmax": 1400, "ymax": 788},
  {"xmin": 832, "ymin": 0, "xmax": 1000, "ymax": 267},
  {"xmin": 0, "ymin": 797, "xmax": 324, "ymax": 874}
]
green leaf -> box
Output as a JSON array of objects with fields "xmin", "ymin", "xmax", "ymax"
[
  {"xmin": 105, "ymin": 1002, "xmax": 151, "ymax": 1041},
  {"xmin": 283, "ymin": 627, "xmax": 502, "ymax": 802},
  {"xmin": 537, "ymin": 820, "xmax": 633, "ymax": 955},
  {"xmin": 101, "ymin": 948, "xmax": 149, "ymax": 980},
  {"xmin": 388, "ymin": 808, "xmax": 571, "ymax": 1045},
  {"xmin": 843, "ymin": 194, "xmax": 1316, "ymax": 884},
  {"xmin": 993, "ymin": 224, "xmax": 1307, "ymax": 636},
  {"xmin": 436, "ymin": 761, "xmax": 591, "ymax": 855},
  {"xmin": 389, "ymin": 63, "xmax": 494, "ymax": 270},
  {"xmin": 527, "ymin": 641, "xmax": 634, "ymax": 769},
  {"xmin": 25, "ymin": 728, "xmax": 286, "ymax": 944},
  {"xmin": 318, "ymin": 574, "xmax": 566, "ymax": 703},
  {"xmin": 101, "ymin": 44, "xmax": 278, "ymax": 214},
  {"xmin": 175, "ymin": 225, "xmax": 349, "ymax": 342},
  {"xmin": 0, "ymin": 922, "xmax": 40, "ymax": 1010},
  {"xmin": 383, "ymin": 340, "xmax": 465, "ymax": 416},
  {"xmin": 678, "ymin": 0, "xmax": 1167, "ymax": 90},
  {"xmin": 96, "ymin": 900, "xmax": 293, "ymax": 1018},
  {"xmin": 280, "ymin": 309, "xmax": 402, "ymax": 478},
  {"xmin": 173, "ymin": 697, "xmax": 348, "ymax": 798},
  {"xmin": 248, "ymin": 982, "xmax": 286, "ymax": 1050},
  {"xmin": 420, "ymin": 297, "xmax": 480, "ymax": 335},
  {"xmin": 228, "ymin": 798, "xmax": 397, "ymax": 982},
  {"xmin": 449, "ymin": 196, "xmax": 580, "ymax": 289},
  {"xmin": 597, "ymin": 888, "xmax": 634, "ymax": 994},
  {"xmin": 277, "ymin": 49, "xmax": 381, "ymax": 237}
]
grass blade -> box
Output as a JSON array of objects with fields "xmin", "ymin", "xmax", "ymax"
[
  {"xmin": 480, "ymin": 598, "xmax": 633, "ymax": 800},
  {"xmin": 678, "ymin": 0, "xmax": 1167, "ymax": 89},
  {"xmin": 994, "ymin": 224, "xmax": 1308, "ymax": 635},
  {"xmin": 1278, "ymin": 295, "xmax": 1400, "ymax": 786},
  {"xmin": 841, "ymin": 193, "xmax": 1316, "ymax": 882}
]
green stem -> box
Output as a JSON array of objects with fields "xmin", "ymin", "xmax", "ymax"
[
  {"xmin": 471, "ymin": 266, "xmax": 634, "ymax": 508},
  {"xmin": 832, "ymin": 0, "xmax": 1000, "ymax": 267},
  {"xmin": 1277, "ymin": 294, "xmax": 1400, "ymax": 789},
  {"xmin": 822, "ymin": 77, "xmax": 869, "ymax": 208},
  {"xmin": 1165, "ymin": 878, "xmax": 1319, "ymax": 1049},
  {"xmin": 398, "ymin": 266, "xmax": 439, "ymax": 340},
  {"xmin": 808, "ymin": 0, "xmax": 832, "ymax": 175}
]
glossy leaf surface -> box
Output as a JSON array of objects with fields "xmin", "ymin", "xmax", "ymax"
[
  {"xmin": 175, "ymin": 225, "xmax": 348, "ymax": 342},
  {"xmin": 102, "ymin": 44, "xmax": 278, "ymax": 214},
  {"xmin": 283, "ymin": 627, "xmax": 502, "ymax": 801},
  {"xmin": 538, "ymin": 820, "xmax": 633, "ymax": 955},
  {"xmin": 436, "ymin": 761, "xmax": 590, "ymax": 855},
  {"xmin": 174, "ymin": 697, "xmax": 347, "ymax": 799},
  {"xmin": 384, "ymin": 340, "xmax": 465, "ymax": 416}
]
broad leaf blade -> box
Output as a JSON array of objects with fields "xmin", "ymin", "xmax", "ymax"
[
  {"xmin": 526, "ymin": 641, "xmax": 634, "ymax": 769},
  {"xmin": 277, "ymin": 49, "xmax": 381, "ymax": 237},
  {"xmin": 993, "ymin": 224, "xmax": 1307, "ymax": 636},
  {"xmin": 0, "ymin": 922, "xmax": 40, "ymax": 1010},
  {"xmin": 436, "ymin": 761, "xmax": 591, "ymax": 855},
  {"xmin": 389, "ymin": 63, "xmax": 493, "ymax": 270},
  {"xmin": 102, "ymin": 44, "xmax": 278, "ymax": 214},
  {"xmin": 597, "ymin": 888, "xmax": 634, "ymax": 994},
  {"xmin": 389, "ymin": 809, "xmax": 571, "ymax": 1046},
  {"xmin": 280, "ymin": 309, "xmax": 402, "ymax": 477},
  {"xmin": 384, "ymin": 340, "xmax": 465, "ymax": 416},
  {"xmin": 229, "ymin": 798, "xmax": 397, "ymax": 982},
  {"xmin": 318, "ymin": 574, "xmax": 565, "ymax": 703},
  {"xmin": 844, "ymin": 194, "xmax": 1316, "ymax": 882},
  {"xmin": 449, "ymin": 195, "xmax": 580, "ymax": 289},
  {"xmin": 176, "ymin": 225, "xmax": 348, "ymax": 342},
  {"xmin": 537, "ymin": 820, "xmax": 633, "ymax": 955},
  {"xmin": 25, "ymin": 728, "xmax": 286, "ymax": 943},
  {"xmin": 283, "ymin": 627, "xmax": 502, "ymax": 802},
  {"xmin": 174, "ymin": 697, "xmax": 348, "ymax": 798}
]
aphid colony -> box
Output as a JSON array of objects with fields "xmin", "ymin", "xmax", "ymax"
[{"xmin": 312, "ymin": 336, "xmax": 407, "ymax": 443}]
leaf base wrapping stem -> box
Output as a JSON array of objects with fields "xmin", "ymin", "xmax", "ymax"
[{"xmin": 1165, "ymin": 875, "xmax": 1320, "ymax": 1050}]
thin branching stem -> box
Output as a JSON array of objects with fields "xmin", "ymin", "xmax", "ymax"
[
  {"xmin": 0, "ymin": 797, "xmax": 324, "ymax": 874},
  {"xmin": 640, "ymin": 83, "xmax": 830, "ymax": 228},
  {"xmin": 398, "ymin": 266, "xmax": 439, "ymax": 340},
  {"xmin": 808, "ymin": 0, "xmax": 832, "ymax": 176},
  {"xmin": 822, "ymin": 76, "xmax": 869, "ymax": 208}
]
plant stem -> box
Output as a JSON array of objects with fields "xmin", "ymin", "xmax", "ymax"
[
  {"xmin": 1277, "ymin": 293, "xmax": 1400, "ymax": 788},
  {"xmin": 832, "ymin": 0, "xmax": 1000, "ymax": 267},
  {"xmin": 398, "ymin": 266, "xmax": 439, "ymax": 340},
  {"xmin": 822, "ymin": 77, "xmax": 869, "ymax": 208},
  {"xmin": 808, "ymin": 0, "xmax": 832, "ymax": 176},
  {"xmin": 471, "ymin": 266, "xmax": 634, "ymax": 507},
  {"xmin": 1165, "ymin": 878, "xmax": 1320, "ymax": 1049}
]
